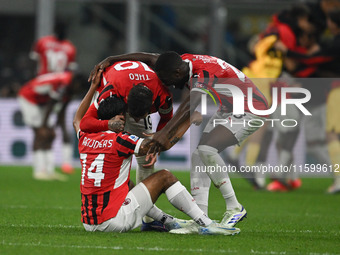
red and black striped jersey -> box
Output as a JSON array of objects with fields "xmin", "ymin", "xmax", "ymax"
[
  {"xmin": 78, "ymin": 130, "xmax": 143, "ymax": 225},
  {"xmin": 80, "ymin": 61, "xmax": 173, "ymax": 133},
  {"xmin": 181, "ymin": 54, "xmax": 268, "ymax": 115},
  {"xmin": 287, "ymin": 35, "xmax": 340, "ymax": 78}
]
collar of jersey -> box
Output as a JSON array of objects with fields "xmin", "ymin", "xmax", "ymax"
[{"xmin": 184, "ymin": 59, "xmax": 193, "ymax": 82}]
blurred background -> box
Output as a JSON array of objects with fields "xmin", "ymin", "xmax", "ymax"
[
  {"xmin": 1, "ymin": 0, "xmax": 325, "ymax": 98},
  {"xmin": 1, "ymin": 0, "xmax": 339, "ymax": 188}
]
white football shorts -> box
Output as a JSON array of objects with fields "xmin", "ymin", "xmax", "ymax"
[
  {"xmin": 203, "ymin": 110, "xmax": 266, "ymax": 144},
  {"xmin": 82, "ymin": 182, "xmax": 153, "ymax": 232},
  {"xmin": 18, "ymin": 96, "xmax": 52, "ymax": 128}
]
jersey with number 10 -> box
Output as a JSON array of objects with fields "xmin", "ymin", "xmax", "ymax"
[
  {"xmin": 80, "ymin": 61, "xmax": 173, "ymax": 133},
  {"xmin": 78, "ymin": 130, "xmax": 143, "ymax": 225}
]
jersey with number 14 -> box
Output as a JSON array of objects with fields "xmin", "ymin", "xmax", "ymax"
[
  {"xmin": 78, "ymin": 130, "xmax": 143, "ymax": 225},
  {"xmin": 182, "ymin": 54, "xmax": 268, "ymax": 114}
]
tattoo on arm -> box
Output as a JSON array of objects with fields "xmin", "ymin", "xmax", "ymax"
[
  {"xmin": 167, "ymin": 127, "xmax": 178, "ymax": 140},
  {"xmin": 169, "ymin": 137, "xmax": 180, "ymax": 145},
  {"xmin": 108, "ymin": 120, "xmax": 124, "ymax": 132}
]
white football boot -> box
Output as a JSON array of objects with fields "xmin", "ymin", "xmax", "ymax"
[
  {"xmin": 220, "ymin": 204, "xmax": 247, "ymax": 228},
  {"xmin": 198, "ymin": 222, "xmax": 240, "ymax": 235},
  {"xmin": 169, "ymin": 220, "xmax": 198, "ymax": 234}
]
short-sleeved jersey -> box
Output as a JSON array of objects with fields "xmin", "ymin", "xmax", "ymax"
[
  {"xmin": 95, "ymin": 61, "xmax": 172, "ymax": 114},
  {"xmin": 32, "ymin": 35, "xmax": 76, "ymax": 75},
  {"xmin": 182, "ymin": 54, "xmax": 268, "ymax": 115},
  {"xmin": 80, "ymin": 61, "xmax": 173, "ymax": 133},
  {"xmin": 78, "ymin": 130, "xmax": 144, "ymax": 225},
  {"xmin": 18, "ymin": 72, "xmax": 73, "ymax": 105}
]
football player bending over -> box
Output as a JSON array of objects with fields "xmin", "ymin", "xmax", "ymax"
[{"xmin": 72, "ymin": 68, "xmax": 240, "ymax": 235}]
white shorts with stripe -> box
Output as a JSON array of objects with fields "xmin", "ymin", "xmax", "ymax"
[
  {"xmin": 82, "ymin": 182, "xmax": 153, "ymax": 232},
  {"xmin": 203, "ymin": 111, "xmax": 266, "ymax": 144}
]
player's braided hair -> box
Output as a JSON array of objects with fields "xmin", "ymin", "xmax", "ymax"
[
  {"xmin": 97, "ymin": 96, "xmax": 126, "ymax": 120},
  {"xmin": 127, "ymin": 84, "xmax": 153, "ymax": 119}
]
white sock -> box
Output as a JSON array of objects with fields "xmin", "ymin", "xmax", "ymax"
[
  {"xmin": 45, "ymin": 150, "xmax": 55, "ymax": 175},
  {"xmin": 146, "ymin": 205, "xmax": 174, "ymax": 224},
  {"xmin": 33, "ymin": 150, "xmax": 45, "ymax": 176},
  {"xmin": 278, "ymin": 150, "xmax": 292, "ymax": 179},
  {"xmin": 136, "ymin": 155, "xmax": 155, "ymax": 183},
  {"xmin": 198, "ymin": 145, "xmax": 240, "ymax": 210},
  {"xmin": 62, "ymin": 143, "xmax": 73, "ymax": 165},
  {"xmin": 166, "ymin": 181, "xmax": 212, "ymax": 226},
  {"xmin": 191, "ymin": 149, "xmax": 211, "ymax": 215}
]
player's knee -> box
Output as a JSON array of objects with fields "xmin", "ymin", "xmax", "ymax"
[
  {"xmin": 197, "ymin": 145, "xmax": 218, "ymax": 161},
  {"xmin": 158, "ymin": 169, "xmax": 178, "ymax": 188}
]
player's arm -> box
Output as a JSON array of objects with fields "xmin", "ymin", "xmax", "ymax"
[
  {"xmin": 79, "ymin": 104, "xmax": 109, "ymax": 132},
  {"xmin": 146, "ymin": 90, "xmax": 202, "ymax": 153},
  {"xmin": 156, "ymin": 110, "xmax": 173, "ymax": 131},
  {"xmin": 137, "ymin": 113, "xmax": 190, "ymax": 157},
  {"xmin": 275, "ymin": 40, "xmax": 334, "ymax": 65},
  {"xmin": 88, "ymin": 52, "xmax": 160, "ymax": 82},
  {"xmin": 156, "ymin": 96, "xmax": 173, "ymax": 131},
  {"xmin": 79, "ymin": 100, "xmax": 125, "ymax": 133},
  {"xmin": 73, "ymin": 69, "xmax": 103, "ymax": 133},
  {"xmin": 132, "ymin": 110, "xmax": 201, "ymax": 167}
]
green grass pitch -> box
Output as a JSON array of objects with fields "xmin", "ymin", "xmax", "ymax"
[{"xmin": 0, "ymin": 165, "xmax": 339, "ymax": 255}]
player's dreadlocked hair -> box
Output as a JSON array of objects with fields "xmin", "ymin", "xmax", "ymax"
[
  {"xmin": 128, "ymin": 84, "xmax": 153, "ymax": 119},
  {"xmin": 154, "ymin": 51, "xmax": 183, "ymax": 74},
  {"xmin": 97, "ymin": 96, "xmax": 126, "ymax": 120}
]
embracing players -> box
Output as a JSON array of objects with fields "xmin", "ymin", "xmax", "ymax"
[{"xmin": 89, "ymin": 51, "xmax": 268, "ymax": 233}]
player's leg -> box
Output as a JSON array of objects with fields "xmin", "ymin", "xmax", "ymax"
[
  {"xmin": 305, "ymin": 104, "xmax": 331, "ymax": 168},
  {"xmin": 243, "ymin": 123, "xmax": 268, "ymax": 189},
  {"xmin": 326, "ymin": 87, "xmax": 340, "ymax": 193},
  {"xmin": 18, "ymin": 97, "xmax": 49, "ymax": 180},
  {"xmin": 190, "ymin": 148, "xmax": 211, "ymax": 216},
  {"xmin": 197, "ymin": 127, "xmax": 247, "ymax": 228},
  {"xmin": 124, "ymin": 114, "xmax": 155, "ymax": 183},
  {"xmin": 327, "ymin": 132, "xmax": 340, "ymax": 193},
  {"xmin": 142, "ymin": 169, "xmax": 240, "ymax": 235},
  {"xmin": 124, "ymin": 114, "xmax": 158, "ymax": 224},
  {"xmin": 197, "ymin": 112, "xmax": 265, "ymax": 227}
]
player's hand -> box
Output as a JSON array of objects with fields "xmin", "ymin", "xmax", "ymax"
[
  {"xmin": 143, "ymin": 131, "xmax": 168, "ymax": 156},
  {"xmin": 144, "ymin": 153, "xmax": 157, "ymax": 168},
  {"xmin": 88, "ymin": 57, "xmax": 112, "ymax": 82},
  {"xmin": 90, "ymin": 68, "xmax": 103, "ymax": 89},
  {"xmin": 108, "ymin": 115, "xmax": 125, "ymax": 132},
  {"xmin": 191, "ymin": 111, "xmax": 203, "ymax": 126}
]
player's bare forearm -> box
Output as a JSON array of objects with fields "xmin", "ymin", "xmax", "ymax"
[
  {"xmin": 73, "ymin": 69, "xmax": 103, "ymax": 133},
  {"xmin": 88, "ymin": 52, "xmax": 160, "ymax": 81},
  {"xmin": 137, "ymin": 116, "xmax": 191, "ymax": 157},
  {"xmin": 152, "ymin": 91, "xmax": 201, "ymax": 144}
]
